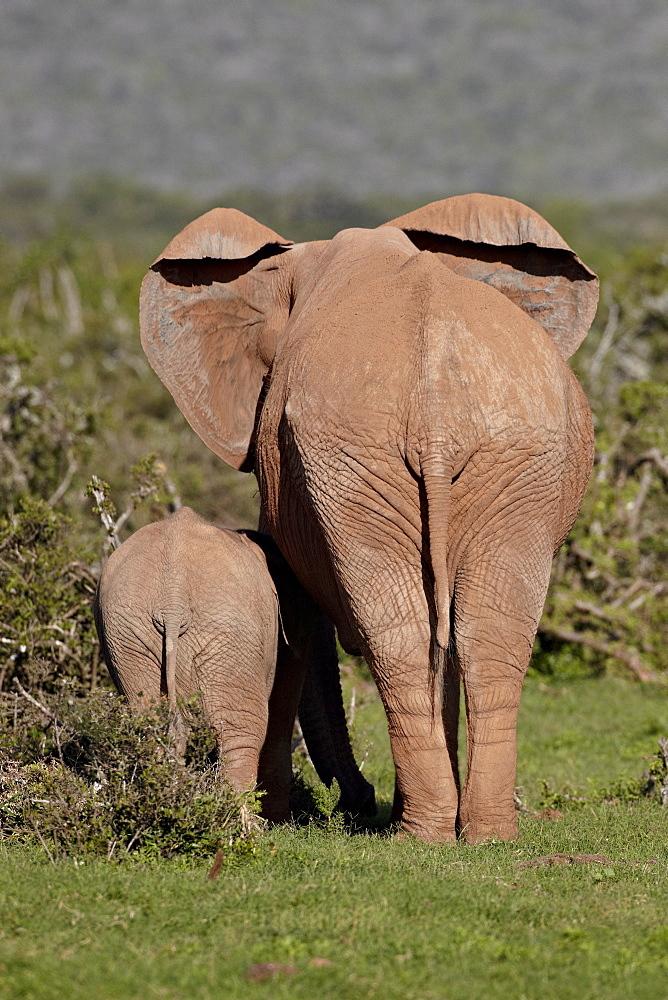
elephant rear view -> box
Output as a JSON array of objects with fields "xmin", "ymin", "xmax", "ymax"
[
  {"xmin": 139, "ymin": 193, "xmax": 599, "ymax": 843},
  {"xmin": 94, "ymin": 506, "xmax": 279, "ymax": 799}
]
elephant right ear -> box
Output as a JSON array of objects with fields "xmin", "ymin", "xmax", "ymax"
[
  {"xmin": 140, "ymin": 209, "xmax": 293, "ymax": 471},
  {"xmin": 383, "ymin": 194, "xmax": 599, "ymax": 359}
]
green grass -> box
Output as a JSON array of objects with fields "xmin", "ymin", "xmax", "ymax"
[{"xmin": 2, "ymin": 675, "xmax": 668, "ymax": 1000}]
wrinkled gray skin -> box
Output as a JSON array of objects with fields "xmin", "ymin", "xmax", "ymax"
[
  {"xmin": 94, "ymin": 506, "xmax": 374, "ymax": 821},
  {"xmin": 139, "ymin": 194, "xmax": 598, "ymax": 843}
]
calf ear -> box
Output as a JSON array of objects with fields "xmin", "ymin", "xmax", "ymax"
[
  {"xmin": 140, "ymin": 208, "xmax": 293, "ymax": 471},
  {"xmin": 383, "ymin": 193, "xmax": 598, "ymax": 359}
]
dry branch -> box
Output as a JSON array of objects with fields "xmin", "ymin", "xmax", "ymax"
[
  {"xmin": 537, "ymin": 623, "xmax": 659, "ymax": 683},
  {"xmin": 12, "ymin": 677, "xmax": 77, "ymax": 736},
  {"xmin": 630, "ymin": 448, "xmax": 668, "ymax": 481}
]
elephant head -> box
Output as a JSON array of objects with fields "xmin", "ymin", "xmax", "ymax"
[{"xmin": 140, "ymin": 194, "xmax": 598, "ymax": 474}]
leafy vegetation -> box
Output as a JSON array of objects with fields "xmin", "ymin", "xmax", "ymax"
[
  {"xmin": 535, "ymin": 245, "xmax": 668, "ymax": 681},
  {"xmin": 0, "ymin": 499, "xmax": 98, "ymax": 693},
  {"xmin": 0, "ymin": 690, "xmax": 261, "ymax": 863}
]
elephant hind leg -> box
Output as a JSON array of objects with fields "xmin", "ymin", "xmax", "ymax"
[
  {"xmin": 389, "ymin": 646, "xmax": 460, "ymax": 830},
  {"xmin": 454, "ymin": 530, "xmax": 554, "ymax": 843},
  {"xmin": 346, "ymin": 558, "xmax": 459, "ymax": 843}
]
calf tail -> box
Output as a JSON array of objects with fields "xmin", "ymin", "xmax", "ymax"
[{"xmin": 159, "ymin": 611, "xmax": 187, "ymax": 757}]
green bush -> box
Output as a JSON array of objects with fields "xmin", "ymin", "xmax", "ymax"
[
  {"xmin": 534, "ymin": 247, "xmax": 668, "ymax": 681},
  {"xmin": 0, "ymin": 689, "xmax": 262, "ymax": 861},
  {"xmin": 0, "ymin": 498, "xmax": 98, "ymax": 693},
  {"xmin": 538, "ymin": 735, "xmax": 667, "ymax": 809}
]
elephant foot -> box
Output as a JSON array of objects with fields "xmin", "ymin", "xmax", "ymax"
[
  {"xmin": 459, "ymin": 817, "xmax": 518, "ymax": 844},
  {"xmin": 336, "ymin": 782, "xmax": 377, "ymax": 818},
  {"xmin": 259, "ymin": 791, "xmax": 292, "ymax": 825},
  {"xmin": 395, "ymin": 817, "xmax": 458, "ymax": 845}
]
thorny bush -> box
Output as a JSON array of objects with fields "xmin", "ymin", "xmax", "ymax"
[{"xmin": 0, "ymin": 687, "xmax": 262, "ymax": 861}]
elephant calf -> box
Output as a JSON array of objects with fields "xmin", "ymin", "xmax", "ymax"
[
  {"xmin": 94, "ymin": 506, "xmax": 281, "ymax": 802},
  {"xmin": 94, "ymin": 506, "xmax": 375, "ymax": 822}
]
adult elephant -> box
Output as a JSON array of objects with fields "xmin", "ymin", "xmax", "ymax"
[{"xmin": 140, "ymin": 194, "xmax": 598, "ymax": 843}]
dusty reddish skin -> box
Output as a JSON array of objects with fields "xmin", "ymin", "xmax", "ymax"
[
  {"xmin": 140, "ymin": 194, "xmax": 598, "ymax": 844},
  {"xmin": 94, "ymin": 507, "xmax": 373, "ymax": 822},
  {"xmin": 94, "ymin": 507, "xmax": 283, "ymax": 813}
]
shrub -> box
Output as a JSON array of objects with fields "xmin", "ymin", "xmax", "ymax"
[
  {"xmin": 534, "ymin": 247, "xmax": 668, "ymax": 681},
  {"xmin": 0, "ymin": 688, "xmax": 262, "ymax": 861},
  {"xmin": 538, "ymin": 736, "xmax": 668, "ymax": 810},
  {"xmin": 0, "ymin": 498, "xmax": 98, "ymax": 693}
]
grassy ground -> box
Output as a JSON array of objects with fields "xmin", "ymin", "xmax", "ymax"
[{"xmin": 2, "ymin": 674, "xmax": 668, "ymax": 1000}]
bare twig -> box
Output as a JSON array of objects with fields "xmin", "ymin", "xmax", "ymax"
[
  {"xmin": 627, "ymin": 464, "xmax": 654, "ymax": 538},
  {"xmin": 12, "ymin": 678, "xmax": 77, "ymax": 736},
  {"xmin": 114, "ymin": 480, "xmax": 160, "ymax": 536},
  {"xmin": 38, "ymin": 267, "xmax": 59, "ymax": 321},
  {"xmin": 57, "ymin": 266, "xmax": 83, "ymax": 336},
  {"xmin": 47, "ymin": 451, "xmax": 78, "ymax": 507},
  {"xmin": 53, "ymin": 717, "xmax": 65, "ymax": 767},
  {"xmin": 348, "ymin": 687, "xmax": 357, "ymax": 728},
  {"xmin": 627, "ymin": 582, "xmax": 666, "ymax": 612},
  {"xmin": 609, "ymin": 579, "xmax": 645, "ymax": 608},
  {"xmin": 88, "ymin": 475, "xmax": 121, "ymax": 550},
  {"xmin": 573, "ymin": 600, "xmax": 619, "ymax": 625},
  {"xmin": 125, "ymin": 827, "xmax": 147, "ymax": 853},
  {"xmin": 537, "ymin": 623, "xmax": 659, "ymax": 683},
  {"xmin": 8, "ymin": 284, "xmax": 31, "ymax": 324},
  {"xmin": 0, "ymin": 438, "xmax": 30, "ymax": 494},
  {"xmin": 29, "ymin": 819, "xmax": 56, "ymax": 865},
  {"xmin": 589, "ymin": 296, "xmax": 619, "ymax": 379},
  {"xmin": 594, "ymin": 422, "xmax": 629, "ymax": 484},
  {"xmin": 630, "ymin": 448, "xmax": 668, "ymax": 482}
]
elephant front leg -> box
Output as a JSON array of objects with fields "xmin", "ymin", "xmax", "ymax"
[{"xmin": 257, "ymin": 637, "xmax": 308, "ymax": 823}]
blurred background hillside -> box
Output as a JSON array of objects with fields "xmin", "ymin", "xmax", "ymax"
[
  {"xmin": 0, "ymin": 0, "xmax": 666, "ymax": 688},
  {"xmin": 2, "ymin": 0, "xmax": 668, "ymax": 201}
]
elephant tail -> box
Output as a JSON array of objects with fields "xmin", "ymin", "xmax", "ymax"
[
  {"xmin": 157, "ymin": 610, "xmax": 182, "ymax": 713},
  {"xmin": 420, "ymin": 449, "xmax": 452, "ymax": 656},
  {"xmin": 164, "ymin": 621, "xmax": 178, "ymax": 713},
  {"xmin": 159, "ymin": 610, "xmax": 189, "ymax": 759}
]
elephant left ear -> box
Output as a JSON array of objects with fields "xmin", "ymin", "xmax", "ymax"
[{"xmin": 382, "ymin": 193, "xmax": 599, "ymax": 359}]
